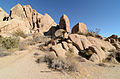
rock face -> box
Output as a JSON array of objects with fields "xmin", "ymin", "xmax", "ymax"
[
  {"xmin": 105, "ymin": 34, "xmax": 120, "ymax": 49},
  {"xmin": 87, "ymin": 36, "xmax": 115, "ymax": 51},
  {"xmin": 55, "ymin": 29, "xmax": 65, "ymax": 38},
  {"xmin": 69, "ymin": 34, "xmax": 115, "ymax": 63},
  {"xmin": 51, "ymin": 43, "xmax": 67, "ymax": 58},
  {"xmin": 59, "ymin": 14, "xmax": 70, "ymax": 32},
  {"xmin": 38, "ymin": 13, "xmax": 56, "ymax": 35},
  {"xmin": 0, "ymin": 19, "xmax": 30, "ymax": 34},
  {"xmin": 72, "ymin": 22, "xmax": 88, "ymax": 35},
  {"xmin": 0, "ymin": 8, "xmax": 9, "ymax": 21},
  {"xmin": 0, "ymin": 4, "xmax": 56, "ymax": 36},
  {"xmin": 69, "ymin": 34, "xmax": 92, "ymax": 51},
  {"xmin": 89, "ymin": 45, "xmax": 105, "ymax": 62}
]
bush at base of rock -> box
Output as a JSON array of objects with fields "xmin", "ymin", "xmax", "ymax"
[
  {"xmin": 36, "ymin": 51, "xmax": 79, "ymax": 72},
  {"xmin": 0, "ymin": 36, "xmax": 19, "ymax": 50}
]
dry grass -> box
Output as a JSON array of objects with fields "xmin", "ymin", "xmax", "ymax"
[
  {"xmin": 36, "ymin": 50, "xmax": 79, "ymax": 72},
  {"xmin": 12, "ymin": 30, "xmax": 27, "ymax": 38}
]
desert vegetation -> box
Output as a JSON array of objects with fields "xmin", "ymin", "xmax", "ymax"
[{"xmin": 12, "ymin": 30, "xmax": 27, "ymax": 38}]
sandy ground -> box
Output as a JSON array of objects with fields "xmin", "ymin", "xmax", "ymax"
[
  {"xmin": 0, "ymin": 46, "xmax": 120, "ymax": 79},
  {"xmin": 0, "ymin": 47, "xmax": 75, "ymax": 79}
]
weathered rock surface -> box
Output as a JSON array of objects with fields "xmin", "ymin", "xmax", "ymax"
[
  {"xmin": 38, "ymin": 13, "xmax": 56, "ymax": 35},
  {"xmin": 89, "ymin": 45, "xmax": 105, "ymax": 62},
  {"xmin": 89, "ymin": 53, "xmax": 100, "ymax": 63},
  {"xmin": 0, "ymin": 8, "xmax": 9, "ymax": 21},
  {"xmin": 62, "ymin": 42, "xmax": 79, "ymax": 55},
  {"xmin": 69, "ymin": 34, "xmax": 92, "ymax": 51},
  {"xmin": 0, "ymin": 4, "xmax": 56, "ymax": 36},
  {"xmin": 51, "ymin": 43, "xmax": 67, "ymax": 58},
  {"xmin": 72, "ymin": 22, "xmax": 88, "ymax": 35},
  {"xmin": 87, "ymin": 36, "xmax": 115, "ymax": 51},
  {"xmin": 59, "ymin": 14, "xmax": 70, "ymax": 32},
  {"xmin": 55, "ymin": 29, "xmax": 65, "ymax": 38},
  {"xmin": 0, "ymin": 19, "xmax": 30, "ymax": 34},
  {"xmin": 69, "ymin": 34, "xmax": 116, "ymax": 62}
]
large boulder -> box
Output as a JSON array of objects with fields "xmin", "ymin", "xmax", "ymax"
[
  {"xmin": 38, "ymin": 13, "xmax": 56, "ymax": 35},
  {"xmin": 59, "ymin": 14, "xmax": 70, "ymax": 32},
  {"xmin": 87, "ymin": 36, "xmax": 115, "ymax": 51},
  {"xmin": 89, "ymin": 53, "xmax": 100, "ymax": 63},
  {"xmin": 55, "ymin": 29, "xmax": 65, "ymax": 38},
  {"xmin": 62, "ymin": 42, "xmax": 79, "ymax": 55},
  {"xmin": 72, "ymin": 22, "xmax": 88, "ymax": 35},
  {"xmin": 69, "ymin": 34, "xmax": 92, "ymax": 51},
  {"xmin": 89, "ymin": 45, "xmax": 105, "ymax": 62},
  {"xmin": 51, "ymin": 43, "xmax": 67, "ymax": 58}
]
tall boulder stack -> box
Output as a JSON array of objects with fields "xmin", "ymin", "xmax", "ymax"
[
  {"xmin": 72, "ymin": 22, "xmax": 88, "ymax": 35},
  {"xmin": 59, "ymin": 14, "xmax": 70, "ymax": 33}
]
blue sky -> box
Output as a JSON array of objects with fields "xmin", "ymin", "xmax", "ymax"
[{"xmin": 0, "ymin": 0, "xmax": 120, "ymax": 37}]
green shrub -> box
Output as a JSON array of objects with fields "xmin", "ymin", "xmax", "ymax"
[
  {"xmin": 0, "ymin": 37, "xmax": 19, "ymax": 50},
  {"xmin": 12, "ymin": 30, "xmax": 27, "ymax": 38}
]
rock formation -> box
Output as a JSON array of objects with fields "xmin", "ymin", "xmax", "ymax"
[
  {"xmin": 0, "ymin": 8, "xmax": 9, "ymax": 21},
  {"xmin": 0, "ymin": 4, "xmax": 56, "ymax": 36},
  {"xmin": 72, "ymin": 22, "xmax": 88, "ymax": 34},
  {"xmin": 0, "ymin": 4, "xmax": 119, "ymax": 64},
  {"xmin": 59, "ymin": 14, "xmax": 70, "ymax": 32}
]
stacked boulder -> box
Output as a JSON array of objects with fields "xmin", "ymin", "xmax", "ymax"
[{"xmin": 37, "ymin": 13, "xmax": 115, "ymax": 63}]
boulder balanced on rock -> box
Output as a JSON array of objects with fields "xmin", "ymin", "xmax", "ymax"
[
  {"xmin": 72, "ymin": 22, "xmax": 88, "ymax": 35},
  {"xmin": 59, "ymin": 14, "xmax": 70, "ymax": 33}
]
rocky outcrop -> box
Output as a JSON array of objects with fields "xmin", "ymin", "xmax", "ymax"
[
  {"xmin": 89, "ymin": 45, "xmax": 105, "ymax": 62},
  {"xmin": 0, "ymin": 19, "xmax": 30, "ymax": 34},
  {"xmin": 38, "ymin": 13, "xmax": 56, "ymax": 35},
  {"xmin": 0, "ymin": 4, "xmax": 56, "ymax": 36},
  {"xmin": 105, "ymin": 34, "xmax": 120, "ymax": 49},
  {"xmin": 87, "ymin": 36, "xmax": 115, "ymax": 51},
  {"xmin": 0, "ymin": 4, "xmax": 119, "ymax": 64},
  {"xmin": 62, "ymin": 42, "xmax": 79, "ymax": 55},
  {"xmin": 69, "ymin": 34, "xmax": 92, "ymax": 51},
  {"xmin": 69, "ymin": 34, "xmax": 115, "ymax": 63},
  {"xmin": 72, "ymin": 22, "xmax": 88, "ymax": 35},
  {"xmin": 59, "ymin": 14, "xmax": 70, "ymax": 32},
  {"xmin": 0, "ymin": 8, "xmax": 9, "ymax": 21},
  {"xmin": 55, "ymin": 29, "xmax": 65, "ymax": 38},
  {"xmin": 51, "ymin": 43, "xmax": 67, "ymax": 58}
]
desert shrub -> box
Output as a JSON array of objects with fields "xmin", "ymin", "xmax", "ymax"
[
  {"xmin": 86, "ymin": 28, "xmax": 101, "ymax": 38},
  {"xmin": 0, "ymin": 37, "xmax": 19, "ymax": 50},
  {"xmin": 12, "ymin": 30, "xmax": 27, "ymax": 38},
  {"xmin": 45, "ymin": 55, "xmax": 78, "ymax": 72},
  {"xmin": 88, "ymin": 28, "xmax": 101, "ymax": 35},
  {"xmin": 36, "ymin": 50, "xmax": 79, "ymax": 72},
  {"xmin": 79, "ymin": 49, "xmax": 94, "ymax": 60}
]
